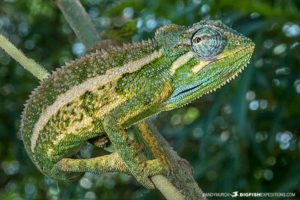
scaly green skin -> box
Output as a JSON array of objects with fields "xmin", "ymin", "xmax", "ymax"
[{"xmin": 20, "ymin": 20, "xmax": 254, "ymax": 188}]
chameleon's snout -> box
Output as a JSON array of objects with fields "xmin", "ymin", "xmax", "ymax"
[
  {"xmin": 249, "ymin": 39, "xmax": 255, "ymax": 52},
  {"xmin": 240, "ymin": 36, "xmax": 255, "ymax": 51}
]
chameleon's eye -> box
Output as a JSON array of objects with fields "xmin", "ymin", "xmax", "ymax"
[
  {"xmin": 191, "ymin": 27, "xmax": 226, "ymax": 60},
  {"xmin": 193, "ymin": 36, "xmax": 202, "ymax": 44}
]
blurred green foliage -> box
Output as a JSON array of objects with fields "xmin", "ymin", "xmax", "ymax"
[{"xmin": 0, "ymin": 0, "xmax": 299, "ymax": 199}]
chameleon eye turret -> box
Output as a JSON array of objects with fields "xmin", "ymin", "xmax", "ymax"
[{"xmin": 191, "ymin": 27, "xmax": 226, "ymax": 60}]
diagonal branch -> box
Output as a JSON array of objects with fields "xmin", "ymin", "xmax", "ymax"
[
  {"xmin": 147, "ymin": 120, "xmax": 206, "ymax": 200},
  {"xmin": 54, "ymin": 0, "xmax": 101, "ymax": 48},
  {"xmin": 0, "ymin": 34, "xmax": 50, "ymax": 80}
]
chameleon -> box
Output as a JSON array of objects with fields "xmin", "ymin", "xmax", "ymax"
[{"xmin": 20, "ymin": 20, "xmax": 254, "ymax": 189}]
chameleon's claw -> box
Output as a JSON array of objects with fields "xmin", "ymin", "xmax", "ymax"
[{"xmin": 132, "ymin": 159, "xmax": 170, "ymax": 189}]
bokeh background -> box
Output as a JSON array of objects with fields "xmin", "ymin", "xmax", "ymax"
[{"xmin": 0, "ymin": 0, "xmax": 299, "ymax": 199}]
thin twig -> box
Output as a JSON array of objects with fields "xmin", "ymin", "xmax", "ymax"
[
  {"xmin": 54, "ymin": 0, "xmax": 100, "ymax": 48},
  {"xmin": 0, "ymin": 34, "xmax": 49, "ymax": 80}
]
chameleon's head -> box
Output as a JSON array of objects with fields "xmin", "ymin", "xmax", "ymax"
[{"xmin": 155, "ymin": 20, "xmax": 255, "ymax": 109}]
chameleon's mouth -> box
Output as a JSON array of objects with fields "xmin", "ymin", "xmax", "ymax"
[{"xmin": 172, "ymin": 82, "xmax": 204, "ymax": 98}]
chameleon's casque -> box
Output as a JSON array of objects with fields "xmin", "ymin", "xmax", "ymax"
[{"xmin": 20, "ymin": 20, "xmax": 254, "ymax": 187}]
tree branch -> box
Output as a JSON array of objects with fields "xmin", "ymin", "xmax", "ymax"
[
  {"xmin": 0, "ymin": 34, "xmax": 49, "ymax": 80},
  {"xmin": 147, "ymin": 120, "xmax": 206, "ymax": 200},
  {"xmin": 54, "ymin": 0, "xmax": 101, "ymax": 48}
]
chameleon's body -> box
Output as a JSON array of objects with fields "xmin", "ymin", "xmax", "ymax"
[{"xmin": 20, "ymin": 20, "xmax": 254, "ymax": 188}]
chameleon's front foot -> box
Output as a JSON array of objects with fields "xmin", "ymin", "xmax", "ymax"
[{"xmin": 103, "ymin": 115, "xmax": 171, "ymax": 189}]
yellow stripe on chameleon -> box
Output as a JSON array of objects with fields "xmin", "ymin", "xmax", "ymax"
[
  {"xmin": 192, "ymin": 60, "xmax": 211, "ymax": 74},
  {"xmin": 169, "ymin": 51, "xmax": 194, "ymax": 75}
]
